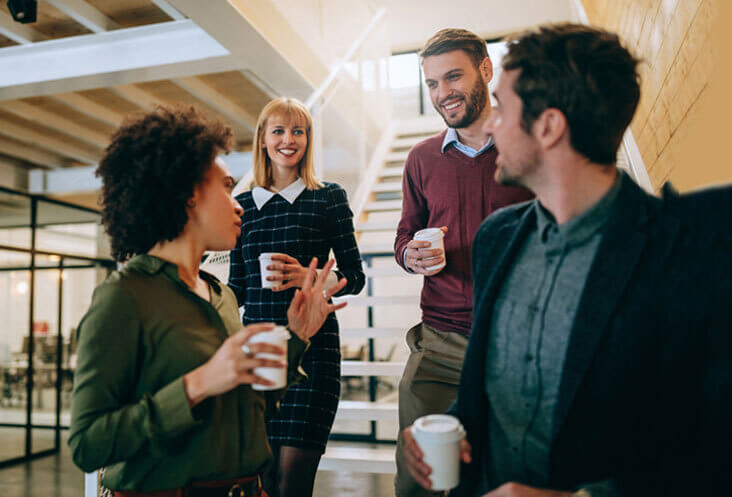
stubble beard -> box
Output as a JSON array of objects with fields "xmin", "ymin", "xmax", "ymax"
[
  {"xmin": 436, "ymin": 76, "xmax": 488, "ymax": 129},
  {"xmin": 494, "ymin": 146, "xmax": 540, "ymax": 189}
]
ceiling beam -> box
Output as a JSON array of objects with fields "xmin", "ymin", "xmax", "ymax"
[
  {"xmin": 28, "ymin": 151, "xmax": 253, "ymax": 194},
  {"xmin": 0, "ymin": 120, "xmax": 101, "ymax": 164},
  {"xmin": 0, "ymin": 158, "xmax": 30, "ymax": 190},
  {"xmin": 166, "ymin": 0, "xmax": 318, "ymax": 100},
  {"xmin": 0, "ymin": 135, "xmax": 62, "ymax": 169},
  {"xmin": 3, "ymin": 100, "xmax": 111, "ymax": 149},
  {"xmin": 45, "ymin": 0, "xmax": 120, "ymax": 33},
  {"xmin": 0, "ymin": 10, "xmax": 48, "ymax": 44},
  {"xmin": 0, "ymin": 20, "xmax": 239, "ymax": 100},
  {"xmin": 172, "ymin": 77, "xmax": 257, "ymax": 131},
  {"xmin": 109, "ymin": 85, "xmax": 160, "ymax": 110},
  {"xmin": 151, "ymin": 0, "xmax": 185, "ymax": 21},
  {"xmin": 239, "ymin": 69, "xmax": 278, "ymax": 99},
  {"xmin": 50, "ymin": 93, "xmax": 126, "ymax": 128}
]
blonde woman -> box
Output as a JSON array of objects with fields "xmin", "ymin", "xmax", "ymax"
[{"xmin": 228, "ymin": 97, "xmax": 365, "ymax": 497}]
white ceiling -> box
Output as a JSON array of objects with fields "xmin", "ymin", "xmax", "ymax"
[{"xmin": 371, "ymin": 0, "xmax": 580, "ymax": 52}]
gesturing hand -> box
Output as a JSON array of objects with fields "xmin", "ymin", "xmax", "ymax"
[
  {"xmin": 267, "ymin": 253, "xmax": 313, "ymax": 292},
  {"xmin": 183, "ymin": 323, "xmax": 286, "ymax": 407},
  {"xmin": 287, "ymin": 258, "xmax": 348, "ymax": 341}
]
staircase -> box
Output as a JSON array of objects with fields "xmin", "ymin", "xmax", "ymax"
[{"xmin": 319, "ymin": 116, "xmax": 445, "ymax": 474}]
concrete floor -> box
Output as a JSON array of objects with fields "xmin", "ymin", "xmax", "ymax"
[{"xmin": 0, "ymin": 431, "xmax": 395, "ymax": 497}]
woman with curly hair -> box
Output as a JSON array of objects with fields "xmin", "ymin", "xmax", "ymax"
[
  {"xmin": 68, "ymin": 105, "xmax": 347, "ymax": 497},
  {"xmin": 227, "ymin": 97, "xmax": 365, "ymax": 497}
]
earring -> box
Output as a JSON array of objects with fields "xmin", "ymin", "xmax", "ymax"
[{"xmin": 186, "ymin": 199, "xmax": 196, "ymax": 208}]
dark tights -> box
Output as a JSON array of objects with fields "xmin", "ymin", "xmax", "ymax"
[{"xmin": 263, "ymin": 445, "xmax": 322, "ymax": 497}]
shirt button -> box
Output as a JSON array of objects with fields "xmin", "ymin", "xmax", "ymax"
[
  {"xmin": 525, "ymin": 354, "xmax": 534, "ymax": 362},
  {"xmin": 512, "ymin": 447, "xmax": 519, "ymax": 452}
]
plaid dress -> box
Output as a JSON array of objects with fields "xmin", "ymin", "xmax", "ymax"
[{"xmin": 228, "ymin": 182, "xmax": 365, "ymax": 452}]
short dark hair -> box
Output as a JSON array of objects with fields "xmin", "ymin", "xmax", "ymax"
[
  {"xmin": 96, "ymin": 105, "xmax": 233, "ymax": 262},
  {"xmin": 420, "ymin": 28, "xmax": 489, "ymax": 68},
  {"xmin": 502, "ymin": 24, "xmax": 641, "ymax": 165}
]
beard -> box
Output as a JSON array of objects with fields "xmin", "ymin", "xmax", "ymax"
[
  {"xmin": 435, "ymin": 75, "xmax": 488, "ymax": 129},
  {"xmin": 493, "ymin": 142, "xmax": 541, "ymax": 189},
  {"xmin": 494, "ymin": 163, "xmax": 525, "ymax": 188}
]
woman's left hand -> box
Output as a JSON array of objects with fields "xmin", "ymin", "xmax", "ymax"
[
  {"xmin": 287, "ymin": 258, "xmax": 348, "ymax": 341},
  {"xmin": 268, "ymin": 254, "xmax": 313, "ymax": 292}
]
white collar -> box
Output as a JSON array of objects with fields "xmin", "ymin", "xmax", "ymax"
[{"xmin": 252, "ymin": 178, "xmax": 306, "ymax": 210}]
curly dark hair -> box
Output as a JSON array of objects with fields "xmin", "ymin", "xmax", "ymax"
[
  {"xmin": 502, "ymin": 24, "xmax": 641, "ymax": 165},
  {"xmin": 96, "ymin": 105, "xmax": 233, "ymax": 261}
]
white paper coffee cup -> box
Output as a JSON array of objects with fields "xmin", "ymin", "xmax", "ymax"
[
  {"xmin": 259, "ymin": 252, "xmax": 285, "ymax": 289},
  {"xmin": 411, "ymin": 414, "xmax": 465, "ymax": 491},
  {"xmin": 413, "ymin": 228, "xmax": 446, "ymax": 271},
  {"xmin": 245, "ymin": 326, "xmax": 290, "ymax": 391}
]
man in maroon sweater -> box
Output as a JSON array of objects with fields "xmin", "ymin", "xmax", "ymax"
[{"xmin": 394, "ymin": 29, "xmax": 533, "ymax": 497}]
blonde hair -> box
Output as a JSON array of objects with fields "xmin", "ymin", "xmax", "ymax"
[{"xmin": 252, "ymin": 97, "xmax": 322, "ymax": 190}]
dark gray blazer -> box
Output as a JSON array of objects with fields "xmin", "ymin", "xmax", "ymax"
[{"xmin": 450, "ymin": 173, "xmax": 731, "ymax": 497}]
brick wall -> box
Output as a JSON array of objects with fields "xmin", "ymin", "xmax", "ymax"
[{"xmin": 581, "ymin": 0, "xmax": 726, "ymax": 192}]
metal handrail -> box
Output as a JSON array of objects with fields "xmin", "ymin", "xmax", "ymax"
[{"xmin": 304, "ymin": 7, "xmax": 386, "ymax": 110}]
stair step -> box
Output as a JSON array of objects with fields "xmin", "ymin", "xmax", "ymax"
[
  {"xmin": 333, "ymin": 295, "xmax": 419, "ymax": 306},
  {"xmin": 364, "ymin": 200, "xmax": 402, "ymax": 212},
  {"xmin": 336, "ymin": 400, "xmax": 399, "ymax": 421},
  {"xmin": 340, "ymin": 327, "xmax": 403, "ymax": 339},
  {"xmin": 395, "ymin": 116, "xmax": 444, "ymax": 136},
  {"xmin": 319, "ymin": 446, "xmax": 396, "ymax": 474},
  {"xmin": 386, "ymin": 151, "xmax": 409, "ymax": 163},
  {"xmin": 342, "ymin": 361, "xmax": 406, "ymax": 376},
  {"xmin": 379, "ymin": 167, "xmax": 404, "ymax": 178},
  {"xmin": 359, "ymin": 243, "xmax": 395, "ymax": 255},
  {"xmin": 363, "ymin": 266, "xmax": 410, "ymax": 277},
  {"xmin": 357, "ymin": 221, "xmax": 399, "ymax": 232},
  {"xmin": 372, "ymin": 181, "xmax": 402, "ymax": 193},
  {"xmin": 392, "ymin": 136, "xmax": 423, "ymax": 149},
  {"xmin": 374, "ymin": 192, "xmax": 402, "ymax": 202}
]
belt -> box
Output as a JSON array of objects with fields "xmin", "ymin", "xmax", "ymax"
[{"xmin": 113, "ymin": 475, "xmax": 263, "ymax": 497}]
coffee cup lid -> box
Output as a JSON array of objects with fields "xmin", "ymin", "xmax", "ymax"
[
  {"xmin": 414, "ymin": 228, "xmax": 444, "ymax": 241},
  {"xmin": 246, "ymin": 326, "xmax": 291, "ymax": 344},
  {"xmin": 412, "ymin": 414, "xmax": 464, "ymax": 443}
]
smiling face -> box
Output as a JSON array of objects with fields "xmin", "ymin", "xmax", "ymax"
[
  {"xmin": 422, "ymin": 49, "xmax": 489, "ymax": 129},
  {"xmin": 261, "ymin": 113, "xmax": 308, "ymax": 173},
  {"xmin": 188, "ymin": 156, "xmax": 243, "ymax": 251},
  {"xmin": 483, "ymin": 68, "xmax": 541, "ymax": 188}
]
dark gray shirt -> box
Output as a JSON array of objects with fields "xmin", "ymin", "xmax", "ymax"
[{"xmin": 482, "ymin": 174, "xmax": 622, "ymax": 492}]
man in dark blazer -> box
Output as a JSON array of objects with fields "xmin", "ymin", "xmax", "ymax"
[{"xmin": 401, "ymin": 24, "xmax": 731, "ymax": 497}]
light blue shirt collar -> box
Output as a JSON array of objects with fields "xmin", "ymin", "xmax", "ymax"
[{"xmin": 441, "ymin": 128, "xmax": 494, "ymax": 158}]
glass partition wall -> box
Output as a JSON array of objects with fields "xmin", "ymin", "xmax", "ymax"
[{"xmin": 0, "ymin": 186, "xmax": 115, "ymax": 468}]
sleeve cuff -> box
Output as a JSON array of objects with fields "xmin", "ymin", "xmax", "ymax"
[
  {"xmin": 286, "ymin": 330, "xmax": 309, "ymax": 386},
  {"xmin": 149, "ymin": 376, "xmax": 201, "ymax": 436},
  {"xmin": 402, "ymin": 247, "xmax": 415, "ymax": 274}
]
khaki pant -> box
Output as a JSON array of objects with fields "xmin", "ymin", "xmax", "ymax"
[{"xmin": 395, "ymin": 322, "xmax": 469, "ymax": 497}]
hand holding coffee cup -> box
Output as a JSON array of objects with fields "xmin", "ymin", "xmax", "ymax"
[
  {"xmin": 402, "ymin": 414, "xmax": 472, "ymax": 491},
  {"xmin": 182, "ymin": 323, "xmax": 287, "ymax": 407},
  {"xmin": 264, "ymin": 253, "xmax": 317, "ymax": 292},
  {"xmin": 259, "ymin": 252, "xmax": 286, "ymax": 289},
  {"xmin": 244, "ymin": 326, "xmax": 290, "ymax": 391},
  {"xmin": 405, "ymin": 226, "xmax": 448, "ymax": 276}
]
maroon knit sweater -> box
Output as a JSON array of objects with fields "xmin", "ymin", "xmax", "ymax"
[{"xmin": 394, "ymin": 130, "xmax": 534, "ymax": 334}]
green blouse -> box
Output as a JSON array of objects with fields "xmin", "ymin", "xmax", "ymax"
[{"xmin": 68, "ymin": 254, "xmax": 307, "ymax": 491}]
